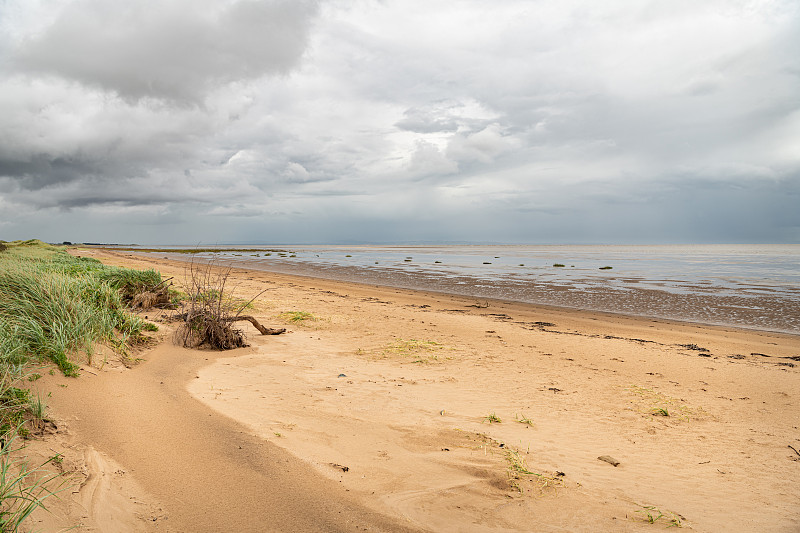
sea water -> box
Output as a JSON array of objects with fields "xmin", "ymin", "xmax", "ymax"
[{"xmin": 134, "ymin": 244, "xmax": 800, "ymax": 334}]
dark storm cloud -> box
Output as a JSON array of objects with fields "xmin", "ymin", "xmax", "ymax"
[
  {"xmin": 0, "ymin": 154, "xmax": 99, "ymax": 188},
  {"xmin": 14, "ymin": 0, "xmax": 319, "ymax": 103}
]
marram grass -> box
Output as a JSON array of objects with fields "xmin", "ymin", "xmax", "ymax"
[
  {"xmin": 0, "ymin": 240, "xmax": 158, "ymax": 375},
  {"xmin": 0, "ymin": 263, "xmax": 143, "ymax": 375}
]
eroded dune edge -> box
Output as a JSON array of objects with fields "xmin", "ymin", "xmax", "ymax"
[{"xmin": 28, "ymin": 249, "xmax": 800, "ymax": 533}]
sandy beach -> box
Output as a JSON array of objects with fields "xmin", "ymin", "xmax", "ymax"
[{"xmin": 25, "ymin": 248, "xmax": 800, "ymax": 532}]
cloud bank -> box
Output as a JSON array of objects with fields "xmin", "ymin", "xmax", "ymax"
[{"xmin": 0, "ymin": 0, "xmax": 798, "ymax": 244}]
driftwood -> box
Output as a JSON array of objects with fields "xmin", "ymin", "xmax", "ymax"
[
  {"xmin": 174, "ymin": 312, "xmax": 285, "ymax": 335},
  {"xmin": 226, "ymin": 315, "xmax": 285, "ymax": 335}
]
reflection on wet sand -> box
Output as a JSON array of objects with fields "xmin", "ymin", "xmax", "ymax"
[{"xmin": 146, "ymin": 244, "xmax": 800, "ymax": 334}]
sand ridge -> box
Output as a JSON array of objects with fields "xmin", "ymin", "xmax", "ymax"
[{"xmin": 29, "ymin": 248, "xmax": 800, "ymax": 532}]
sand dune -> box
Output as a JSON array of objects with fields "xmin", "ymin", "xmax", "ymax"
[{"xmin": 27, "ymin": 249, "xmax": 800, "ymax": 532}]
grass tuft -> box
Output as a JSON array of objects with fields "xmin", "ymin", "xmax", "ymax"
[
  {"xmin": 634, "ymin": 505, "xmax": 683, "ymax": 527},
  {"xmin": 626, "ymin": 385, "xmax": 704, "ymax": 422},
  {"xmin": 356, "ymin": 339, "xmax": 448, "ymax": 364},
  {"xmin": 483, "ymin": 412, "xmax": 502, "ymax": 424},
  {"xmin": 515, "ymin": 413, "xmax": 534, "ymax": 427},
  {"xmin": 279, "ymin": 311, "xmax": 317, "ymax": 324},
  {"xmin": 505, "ymin": 450, "xmax": 563, "ymax": 494}
]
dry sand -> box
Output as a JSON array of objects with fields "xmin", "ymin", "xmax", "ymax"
[{"xmin": 25, "ymin": 248, "xmax": 800, "ymax": 532}]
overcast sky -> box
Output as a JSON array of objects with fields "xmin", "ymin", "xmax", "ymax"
[{"xmin": 1, "ymin": 0, "xmax": 798, "ymax": 244}]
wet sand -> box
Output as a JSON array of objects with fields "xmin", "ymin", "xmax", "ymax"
[
  {"xmin": 27, "ymin": 248, "xmax": 800, "ymax": 532},
  {"xmin": 157, "ymin": 249, "xmax": 800, "ymax": 334}
]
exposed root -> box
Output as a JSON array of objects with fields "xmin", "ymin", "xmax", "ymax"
[
  {"xmin": 228, "ymin": 315, "xmax": 285, "ymax": 335},
  {"xmin": 174, "ymin": 312, "xmax": 285, "ymax": 349},
  {"xmin": 176, "ymin": 311, "xmax": 247, "ymax": 350}
]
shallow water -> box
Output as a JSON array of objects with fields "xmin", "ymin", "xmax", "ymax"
[{"xmin": 131, "ymin": 244, "xmax": 800, "ymax": 334}]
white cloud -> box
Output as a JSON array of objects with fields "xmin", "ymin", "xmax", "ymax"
[
  {"xmin": 407, "ymin": 140, "xmax": 458, "ymax": 178},
  {"xmin": 446, "ymin": 124, "xmax": 519, "ymax": 165},
  {"xmin": 283, "ymin": 162, "xmax": 312, "ymax": 183}
]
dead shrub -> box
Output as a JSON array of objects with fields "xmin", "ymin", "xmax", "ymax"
[
  {"xmin": 130, "ymin": 290, "xmax": 171, "ymax": 310},
  {"xmin": 98, "ymin": 268, "xmax": 175, "ymax": 310},
  {"xmin": 179, "ymin": 310, "xmax": 247, "ymax": 349},
  {"xmin": 174, "ymin": 257, "xmax": 282, "ymax": 349}
]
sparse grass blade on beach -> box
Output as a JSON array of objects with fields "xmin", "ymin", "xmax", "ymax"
[{"xmin": 0, "ymin": 430, "xmax": 71, "ymax": 532}]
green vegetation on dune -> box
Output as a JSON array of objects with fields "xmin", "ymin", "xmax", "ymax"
[
  {"xmin": 0, "ymin": 241, "xmax": 160, "ymax": 376},
  {"xmin": 0, "ymin": 239, "xmax": 167, "ymax": 528}
]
